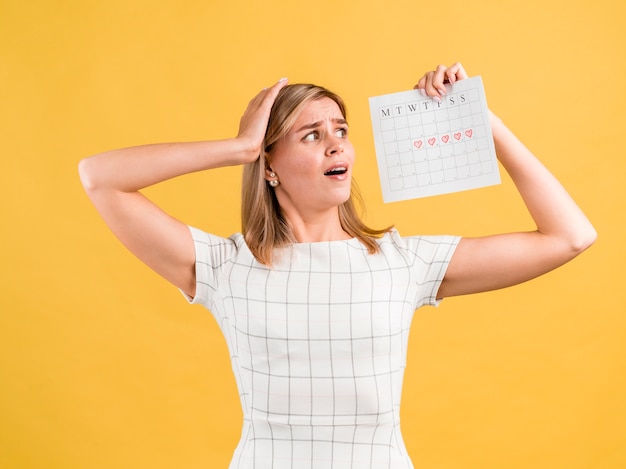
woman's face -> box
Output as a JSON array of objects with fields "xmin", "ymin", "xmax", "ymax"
[{"xmin": 267, "ymin": 97, "xmax": 355, "ymax": 217}]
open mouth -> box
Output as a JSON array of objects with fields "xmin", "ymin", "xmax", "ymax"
[{"xmin": 324, "ymin": 166, "xmax": 348, "ymax": 176}]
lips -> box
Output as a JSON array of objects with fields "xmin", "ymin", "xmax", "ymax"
[{"xmin": 323, "ymin": 165, "xmax": 348, "ymax": 176}]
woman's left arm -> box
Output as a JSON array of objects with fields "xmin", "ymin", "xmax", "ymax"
[{"xmin": 419, "ymin": 64, "xmax": 597, "ymax": 298}]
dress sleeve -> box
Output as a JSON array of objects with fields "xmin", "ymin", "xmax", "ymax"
[
  {"xmin": 179, "ymin": 226, "xmax": 238, "ymax": 307},
  {"xmin": 401, "ymin": 232, "xmax": 461, "ymax": 307}
]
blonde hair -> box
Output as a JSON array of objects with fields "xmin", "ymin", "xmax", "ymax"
[{"xmin": 241, "ymin": 83, "xmax": 391, "ymax": 265}]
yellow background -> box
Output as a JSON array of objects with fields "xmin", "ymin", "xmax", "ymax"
[{"xmin": 1, "ymin": 0, "xmax": 624, "ymax": 467}]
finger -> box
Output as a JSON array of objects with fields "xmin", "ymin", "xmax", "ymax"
[
  {"xmin": 445, "ymin": 62, "xmax": 468, "ymax": 83},
  {"xmin": 264, "ymin": 77, "xmax": 288, "ymax": 103},
  {"xmin": 432, "ymin": 64, "xmax": 449, "ymax": 96},
  {"xmin": 252, "ymin": 77, "xmax": 288, "ymax": 116},
  {"xmin": 424, "ymin": 72, "xmax": 442, "ymax": 100},
  {"xmin": 246, "ymin": 88, "xmax": 269, "ymax": 110},
  {"xmin": 243, "ymin": 78, "xmax": 287, "ymax": 119},
  {"xmin": 238, "ymin": 78, "xmax": 288, "ymax": 141},
  {"xmin": 446, "ymin": 67, "xmax": 457, "ymax": 84},
  {"xmin": 413, "ymin": 75, "xmax": 428, "ymax": 96},
  {"xmin": 415, "ymin": 72, "xmax": 440, "ymax": 100}
]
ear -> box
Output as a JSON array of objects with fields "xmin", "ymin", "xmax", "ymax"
[
  {"xmin": 264, "ymin": 167, "xmax": 276, "ymax": 182},
  {"xmin": 264, "ymin": 167, "xmax": 280, "ymax": 187}
]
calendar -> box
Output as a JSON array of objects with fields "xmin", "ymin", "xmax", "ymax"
[{"xmin": 368, "ymin": 76, "xmax": 500, "ymax": 202}]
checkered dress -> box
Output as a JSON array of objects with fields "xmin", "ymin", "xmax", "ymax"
[{"xmin": 185, "ymin": 227, "xmax": 459, "ymax": 468}]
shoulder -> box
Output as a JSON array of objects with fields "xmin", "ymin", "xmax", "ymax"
[
  {"xmin": 379, "ymin": 228, "xmax": 461, "ymax": 263},
  {"xmin": 187, "ymin": 227, "xmax": 252, "ymax": 264},
  {"xmin": 186, "ymin": 228, "xmax": 259, "ymax": 306},
  {"xmin": 188, "ymin": 226, "xmax": 236, "ymax": 248},
  {"xmin": 379, "ymin": 228, "xmax": 460, "ymax": 250}
]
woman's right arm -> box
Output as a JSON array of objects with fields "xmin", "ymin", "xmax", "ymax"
[{"xmin": 78, "ymin": 78, "xmax": 288, "ymax": 298}]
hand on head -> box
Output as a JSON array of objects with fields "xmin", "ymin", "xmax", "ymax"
[{"xmin": 237, "ymin": 77, "xmax": 289, "ymax": 163}]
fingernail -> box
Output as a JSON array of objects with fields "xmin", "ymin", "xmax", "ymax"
[
  {"xmin": 279, "ymin": 77, "xmax": 287, "ymax": 82},
  {"xmin": 433, "ymin": 96, "xmax": 442, "ymax": 103},
  {"xmin": 419, "ymin": 89, "xmax": 426, "ymax": 97},
  {"xmin": 437, "ymin": 88, "xmax": 446, "ymax": 96}
]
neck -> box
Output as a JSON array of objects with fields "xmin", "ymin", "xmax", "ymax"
[{"xmin": 282, "ymin": 207, "xmax": 351, "ymax": 243}]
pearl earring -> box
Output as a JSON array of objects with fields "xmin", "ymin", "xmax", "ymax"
[{"xmin": 268, "ymin": 171, "xmax": 279, "ymax": 187}]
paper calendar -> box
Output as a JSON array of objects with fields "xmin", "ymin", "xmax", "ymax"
[{"xmin": 369, "ymin": 76, "xmax": 500, "ymax": 202}]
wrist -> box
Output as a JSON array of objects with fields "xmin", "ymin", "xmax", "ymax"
[
  {"xmin": 233, "ymin": 136, "xmax": 262, "ymax": 164},
  {"xmin": 489, "ymin": 112, "xmax": 509, "ymax": 144}
]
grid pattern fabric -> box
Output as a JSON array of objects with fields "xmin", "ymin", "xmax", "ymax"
[{"xmin": 185, "ymin": 227, "xmax": 459, "ymax": 468}]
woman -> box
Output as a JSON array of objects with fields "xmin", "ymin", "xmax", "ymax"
[{"xmin": 78, "ymin": 63, "xmax": 596, "ymax": 468}]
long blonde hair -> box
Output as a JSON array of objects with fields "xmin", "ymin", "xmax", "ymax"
[{"xmin": 241, "ymin": 83, "xmax": 391, "ymax": 265}]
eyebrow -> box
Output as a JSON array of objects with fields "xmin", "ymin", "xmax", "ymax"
[{"xmin": 294, "ymin": 118, "xmax": 348, "ymax": 133}]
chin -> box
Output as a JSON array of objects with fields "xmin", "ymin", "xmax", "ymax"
[{"xmin": 331, "ymin": 190, "xmax": 352, "ymax": 208}]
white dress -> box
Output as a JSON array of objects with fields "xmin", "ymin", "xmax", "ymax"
[{"xmin": 185, "ymin": 227, "xmax": 459, "ymax": 468}]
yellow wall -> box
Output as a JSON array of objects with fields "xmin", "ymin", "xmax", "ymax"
[{"xmin": 1, "ymin": 0, "xmax": 624, "ymax": 467}]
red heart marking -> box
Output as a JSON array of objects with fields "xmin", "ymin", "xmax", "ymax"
[
  {"xmin": 441, "ymin": 134, "xmax": 450, "ymax": 143},
  {"xmin": 428, "ymin": 137, "xmax": 436, "ymax": 146},
  {"xmin": 413, "ymin": 139, "xmax": 423, "ymax": 149},
  {"xmin": 465, "ymin": 129, "xmax": 473, "ymax": 138},
  {"xmin": 454, "ymin": 132, "xmax": 462, "ymax": 140}
]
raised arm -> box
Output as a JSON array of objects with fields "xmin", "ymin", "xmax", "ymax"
[
  {"xmin": 78, "ymin": 78, "xmax": 288, "ymax": 297},
  {"xmin": 414, "ymin": 63, "xmax": 597, "ymax": 298}
]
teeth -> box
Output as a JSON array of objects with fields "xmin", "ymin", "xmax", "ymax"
[{"xmin": 325, "ymin": 167, "xmax": 347, "ymax": 175}]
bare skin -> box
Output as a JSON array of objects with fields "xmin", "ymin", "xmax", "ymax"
[
  {"xmin": 264, "ymin": 97, "xmax": 355, "ymax": 242},
  {"xmin": 78, "ymin": 65, "xmax": 596, "ymax": 301},
  {"xmin": 416, "ymin": 63, "xmax": 596, "ymax": 297}
]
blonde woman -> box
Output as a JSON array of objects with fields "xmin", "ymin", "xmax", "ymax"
[{"xmin": 79, "ymin": 62, "xmax": 596, "ymax": 468}]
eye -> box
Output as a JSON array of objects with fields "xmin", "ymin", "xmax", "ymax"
[
  {"xmin": 303, "ymin": 132, "xmax": 318, "ymax": 142},
  {"xmin": 335, "ymin": 127, "xmax": 348, "ymax": 138}
]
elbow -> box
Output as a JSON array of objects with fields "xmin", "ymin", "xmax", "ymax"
[
  {"xmin": 78, "ymin": 156, "xmax": 101, "ymax": 192},
  {"xmin": 569, "ymin": 223, "xmax": 597, "ymax": 256}
]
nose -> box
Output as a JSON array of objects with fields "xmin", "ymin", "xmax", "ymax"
[{"xmin": 325, "ymin": 134, "xmax": 344, "ymax": 157}]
